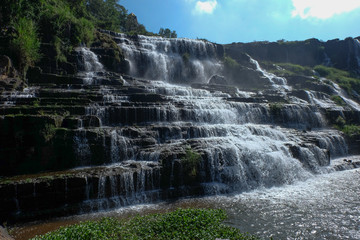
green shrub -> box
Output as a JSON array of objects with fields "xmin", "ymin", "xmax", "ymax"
[
  {"xmin": 330, "ymin": 95, "xmax": 346, "ymax": 106},
  {"xmin": 342, "ymin": 125, "xmax": 360, "ymax": 136},
  {"xmin": 182, "ymin": 52, "xmax": 190, "ymax": 64},
  {"xmin": 224, "ymin": 56, "xmax": 240, "ymax": 69},
  {"xmin": 269, "ymin": 103, "xmax": 283, "ymax": 115},
  {"xmin": 182, "ymin": 147, "xmax": 202, "ymax": 178},
  {"xmin": 31, "ymin": 209, "xmax": 258, "ymax": 240},
  {"xmin": 335, "ymin": 116, "xmax": 346, "ymax": 127},
  {"xmin": 314, "ymin": 65, "xmax": 360, "ymax": 95},
  {"xmin": 10, "ymin": 17, "xmax": 41, "ymax": 72},
  {"xmin": 265, "ymin": 62, "xmax": 313, "ymax": 77}
]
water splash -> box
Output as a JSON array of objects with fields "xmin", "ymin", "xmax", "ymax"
[
  {"xmin": 77, "ymin": 47, "xmax": 105, "ymax": 84},
  {"xmin": 115, "ymin": 33, "xmax": 222, "ymax": 83}
]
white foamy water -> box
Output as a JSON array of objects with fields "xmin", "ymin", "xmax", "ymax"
[
  {"xmin": 329, "ymin": 80, "xmax": 360, "ymax": 111},
  {"xmin": 77, "ymin": 47, "xmax": 105, "ymax": 84},
  {"xmin": 115, "ymin": 33, "xmax": 222, "ymax": 83},
  {"xmin": 108, "ymin": 168, "xmax": 359, "ymax": 240},
  {"xmin": 250, "ymin": 57, "xmax": 291, "ymax": 91}
]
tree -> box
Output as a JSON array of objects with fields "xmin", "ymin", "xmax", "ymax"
[
  {"xmin": 86, "ymin": 0, "xmax": 128, "ymax": 32},
  {"xmin": 158, "ymin": 28, "xmax": 177, "ymax": 38}
]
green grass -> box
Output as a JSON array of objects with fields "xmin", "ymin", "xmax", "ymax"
[
  {"xmin": 264, "ymin": 62, "xmax": 314, "ymax": 77},
  {"xmin": 330, "ymin": 95, "xmax": 346, "ymax": 106},
  {"xmin": 314, "ymin": 65, "xmax": 360, "ymax": 95},
  {"xmin": 10, "ymin": 17, "xmax": 41, "ymax": 72},
  {"xmin": 182, "ymin": 148, "xmax": 202, "ymax": 178},
  {"xmin": 340, "ymin": 125, "xmax": 360, "ymax": 136},
  {"xmin": 31, "ymin": 209, "xmax": 258, "ymax": 240}
]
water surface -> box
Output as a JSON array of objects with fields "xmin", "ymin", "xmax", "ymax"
[{"xmin": 12, "ymin": 169, "xmax": 360, "ymax": 240}]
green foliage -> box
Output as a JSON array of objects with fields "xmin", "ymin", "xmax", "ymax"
[
  {"xmin": 224, "ymin": 56, "xmax": 240, "ymax": 69},
  {"xmin": 314, "ymin": 65, "xmax": 360, "ymax": 95},
  {"xmin": 330, "ymin": 95, "xmax": 346, "ymax": 106},
  {"xmin": 341, "ymin": 125, "xmax": 360, "ymax": 136},
  {"xmin": 31, "ymin": 209, "xmax": 258, "ymax": 240},
  {"xmin": 269, "ymin": 103, "xmax": 283, "ymax": 115},
  {"xmin": 182, "ymin": 148, "xmax": 202, "ymax": 178},
  {"xmin": 40, "ymin": 0, "xmax": 95, "ymax": 46},
  {"xmin": 158, "ymin": 28, "xmax": 177, "ymax": 38},
  {"xmin": 1, "ymin": 0, "xmax": 167, "ymax": 75},
  {"xmin": 333, "ymin": 116, "xmax": 360, "ymax": 136},
  {"xmin": 265, "ymin": 62, "xmax": 314, "ymax": 77},
  {"xmin": 182, "ymin": 52, "xmax": 190, "ymax": 64},
  {"xmin": 10, "ymin": 17, "xmax": 41, "ymax": 72},
  {"xmin": 41, "ymin": 124, "xmax": 57, "ymax": 142},
  {"xmin": 86, "ymin": 0, "xmax": 127, "ymax": 32},
  {"xmin": 335, "ymin": 116, "xmax": 346, "ymax": 127},
  {"xmin": 31, "ymin": 217, "xmax": 122, "ymax": 240}
]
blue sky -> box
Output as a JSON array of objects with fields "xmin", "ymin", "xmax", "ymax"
[{"xmin": 121, "ymin": 0, "xmax": 360, "ymax": 44}]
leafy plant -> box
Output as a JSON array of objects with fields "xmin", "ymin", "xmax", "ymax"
[
  {"xmin": 341, "ymin": 125, "xmax": 360, "ymax": 136},
  {"xmin": 330, "ymin": 95, "xmax": 346, "ymax": 106},
  {"xmin": 224, "ymin": 56, "xmax": 240, "ymax": 69},
  {"xmin": 31, "ymin": 209, "xmax": 258, "ymax": 240},
  {"xmin": 182, "ymin": 52, "xmax": 190, "ymax": 64},
  {"xmin": 182, "ymin": 147, "xmax": 202, "ymax": 178},
  {"xmin": 158, "ymin": 28, "xmax": 177, "ymax": 38},
  {"xmin": 264, "ymin": 62, "xmax": 314, "ymax": 77},
  {"xmin": 10, "ymin": 17, "xmax": 41, "ymax": 73},
  {"xmin": 314, "ymin": 65, "xmax": 360, "ymax": 95},
  {"xmin": 269, "ymin": 103, "xmax": 283, "ymax": 115},
  {"xmin": 41, "ymin": 124, "xmax": 56, "ymax": 142},
  {"xmin": 31, "ymin": 217, "xmax": 122, "ymax": 240}
]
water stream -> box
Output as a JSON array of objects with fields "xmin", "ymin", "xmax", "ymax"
[
  {"xmin": 3, "ymin": 34, "xmax": 360, "ymax": 239},
  {"xmin": 11, "ymin": 166, "xmax": 360, "ymax": 240}
]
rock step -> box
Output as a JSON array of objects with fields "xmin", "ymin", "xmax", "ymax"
[{"xmin": 0, "ymin": 161, "xmax": 163, "ymax": 223}]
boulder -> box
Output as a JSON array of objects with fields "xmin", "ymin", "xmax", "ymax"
[{"xmin": 0, "ymin": 55, "xmax": 23, "ymax": 91}]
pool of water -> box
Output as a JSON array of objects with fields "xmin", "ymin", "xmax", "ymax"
[{"xmin": 11, "ymin": 169, "xmax": 360, "ymax": 240}]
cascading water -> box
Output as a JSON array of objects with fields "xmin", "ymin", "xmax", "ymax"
[
  {"xmin": 77, "ymin": 47, "xmax": 105, "ymax": 84},
  {"xmin": 250, "ymin": 57, "xmax": 290, "ymax": 90},
  {"xmin": 114, "ymin": 33, "xmax": 223, "ymax": 83},
  {"xmin": 2, "ymin": 33, "xmax": 360, "ymax": 231},
  {"xmin": 323, "ymin": 78, "xmax": 360, "ymax": 111}
]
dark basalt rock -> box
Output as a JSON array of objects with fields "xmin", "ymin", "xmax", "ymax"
[
  {"xmin": 28, "ymin": 73, "xmax": 84, "ymax": 85},
  {"xmin": 129, "ymin": 93, "xmax": 167, "ymax": 103},
  {"xmin": 90, "ymin": 31, "xmax": 130, "ymax": 74},
  {"xmin": 1, "ymin": 32, "xmax": 360, "ymax": 226},
  {"xmin": 225, "ymin": 37, "xmax": 360, "ymax": 75},
  {"xmin": 0, "ymin": 55, "xmax": 23, "ymax": 91}
]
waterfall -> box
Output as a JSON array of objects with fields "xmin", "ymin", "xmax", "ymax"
[
  {"xmin": 77, "ymin": 47, "xmax": 105, "ymax": 84},
  {"xmin": 73, "ymin": 130, "xmax": 91, "ymax": 165},
  {"xmin": 250, "ymin": 57, "xmax": 290, "ymax": 90},
  {"xmin": 115, "ymin": 33, "xmax": 223, "ymax": 83},
  {"xmin": 1, "ymin": 87, "xmax": 37, "ymax": 106},
  {"xmin": 3, "ymin": 33, "xmax": 360, "ymax": 224},
  {"xmin": 326, "ymin": 79, "xmax": 360, "ymax": 111}
]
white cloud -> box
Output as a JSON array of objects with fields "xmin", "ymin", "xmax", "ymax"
[
  {"xmin": 291, "ymin": 0, "xmax": 360, "ymax": 19},
  {"xmin": 194, "ymin": 0, "xmax": 218, "ymax": 14}
]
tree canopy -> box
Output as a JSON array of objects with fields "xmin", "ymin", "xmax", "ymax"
[
  {"xmin": 159, "ymin": 28, "xmax": 177, "ymax": 38},
  {"xmin": 0, "ymin": 0, "xmax": 177, "ymax": 75}
]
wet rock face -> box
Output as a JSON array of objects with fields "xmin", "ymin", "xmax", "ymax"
[
  {"xmin": 0, "ymin": 55, "xmax": 23, "ymax": 91},
  {"xmin": 1, "ymin": 33, "xmax": 360, "ymax": 224},
  {"xmin": 0, "ymin": 162, "xmax": 162, "ymax": 223},
  {"xmin": 90, "ymin": 31, "xmax": 130, "ymax": 74},
  {"xmin": 225, "ymin": 37, "xmax": 360, "ymax": 74}
]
